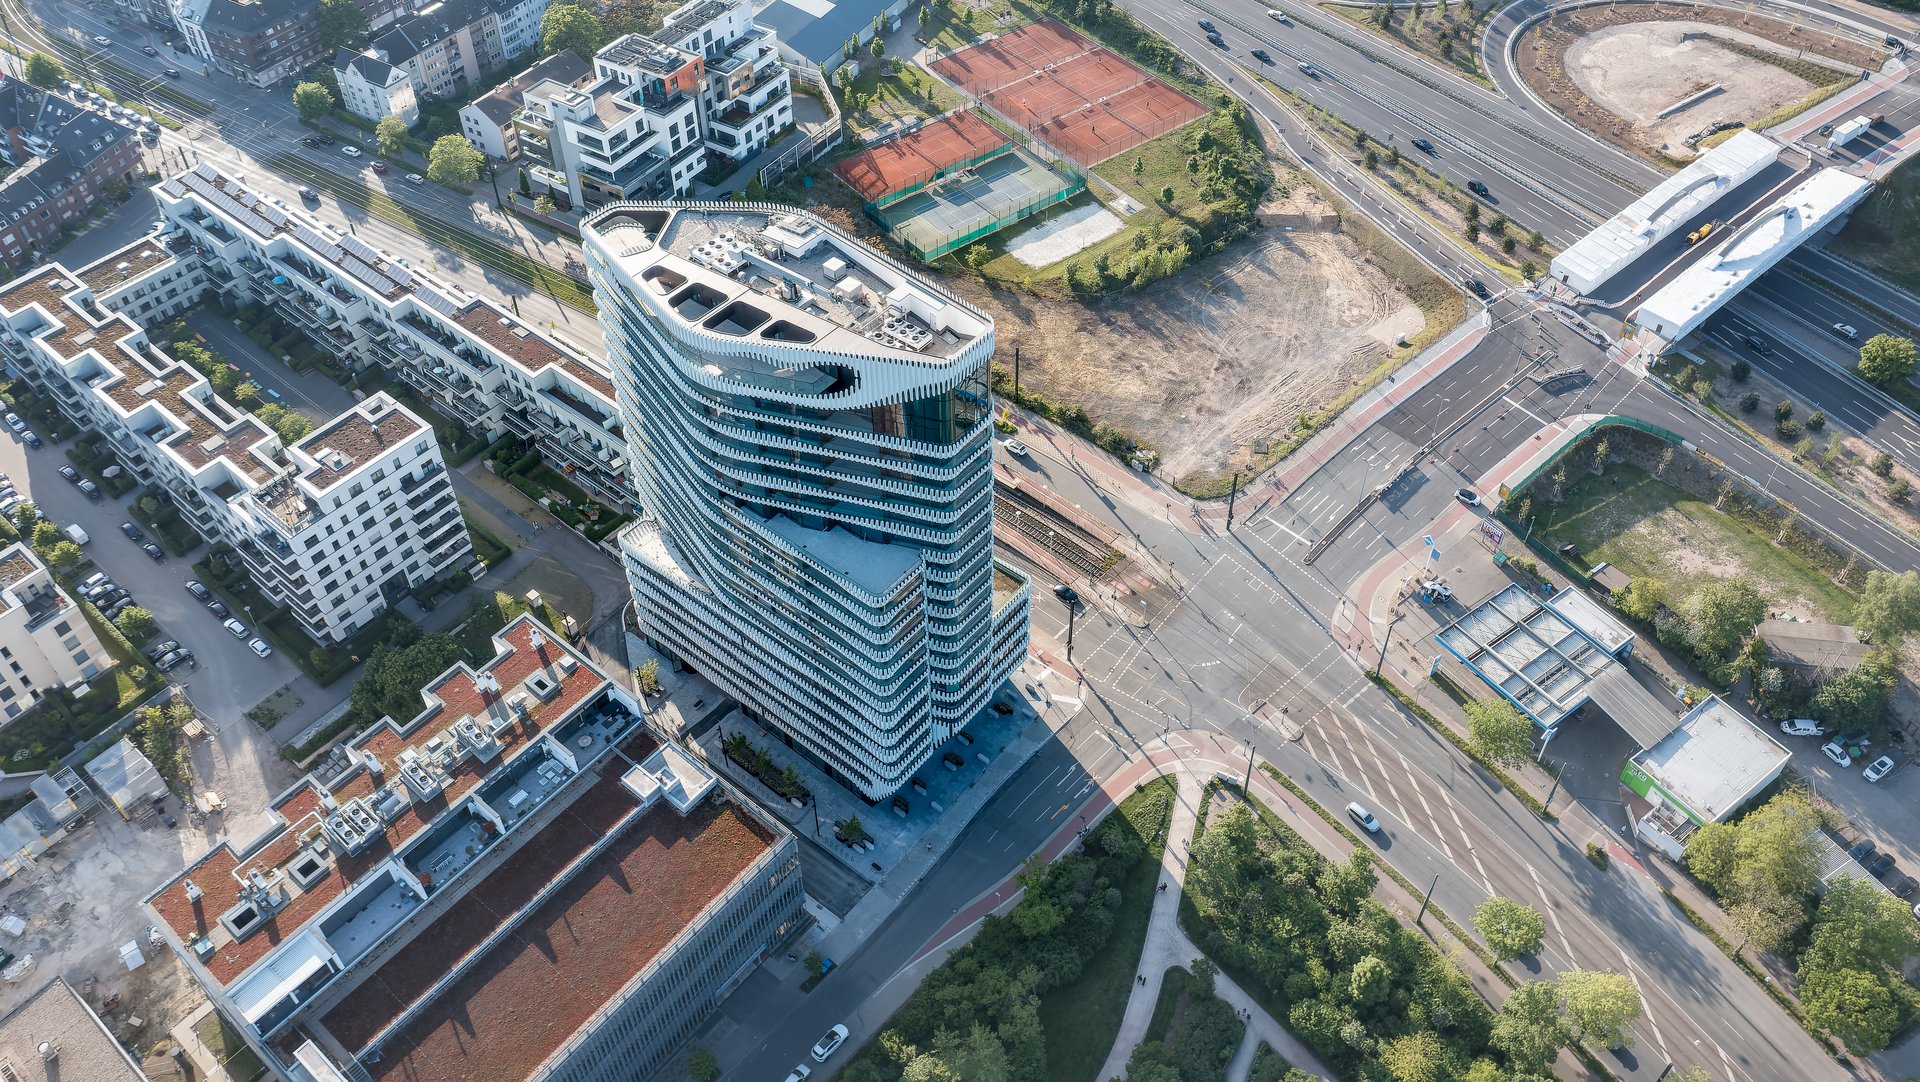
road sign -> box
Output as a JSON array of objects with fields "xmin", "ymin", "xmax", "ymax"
[
  {"xmin": 1428, "ymin": 548, "xmax": 1441, "ymax": 562},
  {"xmin": 1422, "ymin": 535, "xmax": 1433, "ymax": 548}
]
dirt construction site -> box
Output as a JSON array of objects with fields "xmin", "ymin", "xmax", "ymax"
[
  {"xmin": 952, "ymin": 184, "xmax": 1421, "ymax": 484},
  {"xmin": 1517, "ymin": 3, "xmax": 1881, "ymax": 160}
]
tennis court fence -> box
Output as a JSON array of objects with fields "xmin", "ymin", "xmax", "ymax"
[{"xmin": 887, "ymin": 167, "xmax": 1088, "ymax": 262}]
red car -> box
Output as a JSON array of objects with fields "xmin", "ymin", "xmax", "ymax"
[{"xmin": 371, "ymin": 159, "xmax": 388, "ymax": 174}]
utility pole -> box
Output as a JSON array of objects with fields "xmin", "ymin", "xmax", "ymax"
[
  {"xmin": 1242, "ymin": 738, "xmax": 1253, "ymax": 790},
  {"xmin": 1225, "ymin": 470, "xmax": 1242, "ymax": 530},
  {"xmin": 1375, "ymin": 611, "xmax": 1396, "ymax": 676},
  {"xmin": 1415, "ymin": 872, "xmax": 1439, "ymax": 925},
  {"xmin": 1012, "ymin": 344, "xmax": 1021, "ymax": 399},
  {"xmin": 1065, "ymin": 599, "xmax": 1077, "ymax": 663}
]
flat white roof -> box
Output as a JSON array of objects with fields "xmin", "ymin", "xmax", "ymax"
[
  {"xmin": 1550, "ymin": 131, "xmax": 1779, "ymax": 295},
  {"xmin": 1634, "ymin": 168, "xmax": 1874, "ymax": 345},
  {"xmin": 1634, "ymin": 696, "xmax": 1789, "ymax": 823},
  {"xmin": 1549, "ymin": 587, "xmax": 1635, "ymax": 656}
]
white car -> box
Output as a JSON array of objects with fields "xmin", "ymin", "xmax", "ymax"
[
  {"xmin": 1834, "ymin": 322, "xmax": 1858, "ymax": 340},
  {"xmin": 1000, "ymin": 437, "xmax": 1029, "ymax": 457},
  {"xmin": 247, "ymin": 637, "xmax": 273, "ymax": 658},
  {"xmin": 1821, "ymin": 739, "xmax": 1854, "ymax": 766},
  {"xmin": 341, "ymin": 146, "xmax": 362, "ymax": 158},
  {"xmin": 784, "ymin": 1067, "xmax": 812, "ymax": 1082},
  {"xmin": 222, "ymin": 617, "xmax": 249, "ymax": 638},
  {"xmin": 1779, "ymin": 718, "xmax": 1827, "ymax": 737},
  {"xmin": 405, "ymin": 172, "xmax": 425, "ymax": 184},
  {"xmin": 1865, "ymin": 754, "xmax": 1897, "ymax": 782},
  {"xmin": 1346, "ymin": 801, "xmax": 1381, "ymax": 833},
  {"xmin": 810, "ymin": 1023, "xmax": 850, "ymax": 1063},
  {"xmin": 91, "ymin": 35, "xmax": 111, "ymax": 46},
  {"xmin": 1267, "ymin": 7, "xmax": 1290, "ymax": 22}
]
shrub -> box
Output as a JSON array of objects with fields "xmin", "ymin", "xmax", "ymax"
[
  {"xmin": 1806, "ymin": 411, "xmax": 1826, "ymax": 432},
  {"xmin": 1776, "ymin": 418, "xmax": 1802, "ymax": 440},
  {"xmin": 1891, "ymin": 477, "xmax": 1912, "ymax": 503},
  {"xmin": 1730, "ymin": 360, "xmax": 1751, "ymax": 381},
  {"xmin": 1774, "ymin": 399, "xmax": 1795, "ymax": 422},
  {"xmin": 1738, "ymin": 391, "xmax": 1760, "ymax": 413},
  {"xmin": 1872, "ymin": 451, "xmax": 1895, "ymax": 477}
]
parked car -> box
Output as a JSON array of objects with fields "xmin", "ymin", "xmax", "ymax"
[
  {"xmin": 1822, "ymin": 739, "xmax": 1855, "ymax": 765},
  {"xmin": 1779, "ymin": 718, "xmax": 1827, "ymax": 737},
  {"xmin": 1865, "ymin": 754, "xmax": 1898, "ymax": 782},
  {"xmin": 102, "ymin": 597, "xmax": 133, "ymax": 621},
  {"xmin": 1868, "ymin": 852, "xmax": 1897, "ymax": 880},
  {"xmin": 0, "ymin": 496, "xmax": 18, "ymax": 515},
  {"xmin": 811, "ymin": 1024, "xmax": 850, "ymax": 1063},
  {"xmin": 298, "ymin": 186, "xmax": 319, "ymax": 201},
  {"xmin": 247, "ymin": 637, "xmax": 273, "ymax": 658},
  {"xmin": 57, "ymin": 465, "xmax": 79, "ymax": 484},
  {"xmin": 1850, "ymin": 838, "xmax": 1877, "ymax": 862},
  {"xmin": 1411, "ymin": 137, "xmax": 1435, "ymax": 154},
  {"xmin": 1000, "ymin": 437, "xmax": 1029, "ymax": 457},
  {"xmin": 119, "ymin": 522, "xmax": 144, "ymax": 541},
  {"xmin": 784, "ymin": 1066, "xmax": 812, "ymax": 1082},
  {"xmin": 1895, "ymin": 875, "xmax": 1919, "ymax": 899},
  {"xmin": 2, "ymin": 413, "xmax": 22, "ymax": 433},
  {"xmin": 205, "ymin": 599, "xmax": 230, "ymax": 618},
  {"xmin": 141, "ymin": 542, "xmax": 166, "ymax": 561},
  {"xmin": 184, "ymin": 579, "xmax": 211, "ymax": 601},
  {"xmin": 1346, "ymin": 802, "xmax": 1382, "ymax": 833},
  {"xmin": 221, "ymin": 617, "xmax": 248, "ymax": 637},
  {"xmin": 143, "ymin": 640, "xmax": 179, "ymax": 662},
  {"xmin": 156, "ymin": 650, "xmax": 195, "ymax": 672},
  {"xmin": 20, "ymin": 431, "xmax": 41, "ymax": 449},
  {"xmin": 79, "ymin": 572, "xmax": 109, "ymax": 593},
  {"xmin": 76, "ymin": 479, "xmax": 102, "ymax": 502}
]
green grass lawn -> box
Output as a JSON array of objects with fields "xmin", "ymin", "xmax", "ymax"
[
  {"xmin": 195, "ymin": 1011, "xmax": 266, "ymax": 1082},
  {"xmin": 1833, "ymin": 155, "xmax": 1920, "ymax": 292},
  {"xmin": 841, "ymin": 61, "xmax": 966, "ymax": 137},
  {"xmin": 918, "ymin": 0, "xmax": 1037, "ymax": 53},
  {"xmin": 1033, "ymin": 775, "xmax": 1176, "ymax": 1082},
  {"xmin": 1535, "ymin": 464, "xmax": 1856, "ymax": 622}
]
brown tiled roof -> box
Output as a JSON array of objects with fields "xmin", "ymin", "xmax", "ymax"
[
  {"xmin": 148, "ymin": 619, "xmax": 610, "ymax": 987},
  {"xmin": 356, "ymin": 798, "xmax": 773, "ymax": 1082},
  {"xmin": 298, "ymin": 407, "xmax": 424, "ymax": 491},
  {"xmin": 451, "ymin": 301, "xmax": 616, "ymax": 402},
  {"xmin": 318, "ymin": 757, "xmax": 652, "ymax": 1051}
]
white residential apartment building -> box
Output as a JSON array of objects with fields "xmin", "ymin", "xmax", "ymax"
[
  {"xmin": 143, "ymin": 616, "xmax": 801, "ymax": 1082},
  {"xmin": 502, "ymin": 0, "xmax": 792, "ymax": 207},
  {"xmin": 334, "ymin": 48, "xmax": 421, "ymax": 129},
  {"xmin": 582, "ymin": 203, "xmax": 1030, "ymax": 800},
  {"xmin": 0, "ymin": 544, "xmax": 111, "ymax": 722},
  {"xmin": 149, "ymin": 163, "xmax": 632, "ymax": 513},
  {"xmin": 0, "ymin": 226, "xmax": 473, "ymax": 645},
  {"xmin": 334, "ymin": 0, "xmax": 553, "ymax": 126},
  {"xmin": 650, "ymin": 0, "xmax": 793, "ymax": 163}
]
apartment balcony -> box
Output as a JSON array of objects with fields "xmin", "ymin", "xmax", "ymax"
[
  {"xmin": 577, "ymin": 150, "xmax": 671, "ymax": 198},
  {"xmin": 710, "ymin": 85, "xmax": 789, "ymax": 136},
  {"xmin": 399, "ymin": 461, "xmax": 445, "ymax": 494},
  {"xmin": 541, "ymin": 385, "xmax": 612, "ymax": 428}
]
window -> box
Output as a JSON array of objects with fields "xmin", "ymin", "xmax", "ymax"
[{"xmin": 53, "ymin": 621, "xmax": 69, "ymax": 635}]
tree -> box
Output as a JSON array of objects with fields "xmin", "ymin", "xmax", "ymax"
[
  {"xmin": 1350, "ymin": 954, "xmax": 1392, "ymax": 1006},
  {"xmin": 1463, "ymin": 697, "xmax": 1534, "ymax": 767},
  {"xmin": 1803, "ymin": 964, "xmax": 1902, "ymax": 1053},
  {"xmin": 870, "ymin": 35, "xmax": 886, "ymax": 58},
  {"xmin": 635, "ymin": 656, "xmax": 662, "ymax": 694},
  {"xmin": 1131, "ymin": 156, "xmax": 1145, "ymax": 182},
  {"xmin": 42, "ymin": 540, "xmax": 82, "ymax": 575},
  {"xmin": 1159, "ymin": 184, "xmax": 1175, "ymax": 204},
  {"xmin": 687, "ymin": 1048, "xmax": 720, "ymax": 1082},
  {"xmin": 114, "ymin": 606, "xmax": 159, "ymax": 644},
  {"xmin": 293, "ymin": 81, "xmax": 334, "ymax": 121},
  {"xmin": 9, "ymin": 502, "xmax": 37, "ymax": 533},
  {"xmin": 540, "ymin": 4, "xmax": 607, "ymax": 60},
  {"xmin": 376, "ymin": 114, "xmax": 409, "ymax": 158},
  {"xmin": 29, "ymin": 520, "xmax": 60, "ymax": 551},
  {"xmin": 1378, "ymin": 1032, "xmax": 1445, "ymax": 1082},
  {"xmin": 1613, "ymin": 576, "xmax": 1665, "ymax": 623},
  {"xmin": 24, "ymin": 53, "xmax": 64, "ymax": 89},
  {"xmin": 1810, "ymin": 648, "xmax": 1898, "ymax": 731},
  {"xmin": 1683, "ymin": 577, "xmax": 1766, "ymax": 659},
  {"xmin": 532, "ymin": 193, "xmax": 558, "ymax": 215},
  {"xmin": 1683, "ymin": 790, "xmax": 1821, "ymax": 951},
  {"xmin": 1854, "ymin": 569, "xmax": 1920, "ymax": 645},
  {"xmin": 427, "ymin": 135, "xmax": 486, "ymax": 185},
  {"xmin": 254, "ymin": 403, "xmax": 313, "ymax": 443},
  {"xmin": 1474, "ymin": 896, "xmax": 1546, "ymax": 960},
  {"xmin": 318, "ymin": 0, "xmax": 369, "ymax": 50},
  {"xmin": 1857, "ymin": 334, "xmax": 1918, "ymax": 387},
  {"xmin": 233, "ymin": 380, "xmax": 261, "ymax": 403},
  {"xmin": 1555, "ymin": 971, "xmax": 1641, "ymax": 1048},
  {"xmin": 1491, "ymin": 980, "xmax": 1564, "ymax": 1072},
  {"xmin": 1800, "ymin": 876, "xmax": 1920, "ymax": 1052}
]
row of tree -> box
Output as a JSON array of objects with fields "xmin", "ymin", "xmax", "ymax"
[
  {"xmin": 834, "ymin": 785, "xmax": 1167, "ymax": 1080},
  {"xmin": 1684, "ymin": 789, "xmax": 1920, "ymax": 1051},
  {"xmin": 1184, "ymin": 801, "xmax": 1646, "ymax": 1078}
]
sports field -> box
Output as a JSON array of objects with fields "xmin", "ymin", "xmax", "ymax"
[
  {"xmin": 877, "ymin": 147, "xmax": 1083, "ymax": 260},
  {"xmin": 833, "ymin": 111, "xmax": 1010, "ymax": 206}
]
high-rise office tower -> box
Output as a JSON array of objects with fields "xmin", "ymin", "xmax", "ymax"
[{"xmin": 584, "ymin": 203, "xmax": 1030, "ymax": 799}]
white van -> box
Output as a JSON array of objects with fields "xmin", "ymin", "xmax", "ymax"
[{"xmin": 63, "ymin": 524, "xmax": 89, "ymax": 545}]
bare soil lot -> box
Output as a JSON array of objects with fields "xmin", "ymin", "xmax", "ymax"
[
  {"xmin": 1517, "ymin": 4, "xmax": 1877, "ymax": 162},
  {"xmin": 952, "ymin": 180, "xmax": 1421, "ymax": 483}
]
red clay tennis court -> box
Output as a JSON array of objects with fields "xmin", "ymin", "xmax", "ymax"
[
  {"xmin": 930, "ymin": 19, "xmax": 1209, "ymax": 167},
  {"xmin": 833, "ymin": 111, "xmax": 1011, "ymax": 205}
]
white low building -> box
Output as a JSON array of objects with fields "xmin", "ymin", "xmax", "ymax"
[{"xmin": 1623, "ymin": 696, "xmax": 1791, "ymax": 860}]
